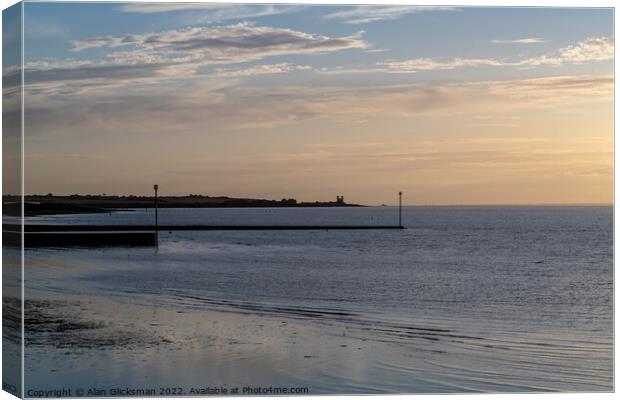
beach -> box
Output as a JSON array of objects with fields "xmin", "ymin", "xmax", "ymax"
[
  {"xmin": 21, "ymin": 287, "xmax": 612, "ymax": 394},
  {"xmin": 18, "ymin": 206, "xmax": 614, "ymax": 394}
]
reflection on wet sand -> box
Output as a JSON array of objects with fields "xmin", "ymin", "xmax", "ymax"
[{"xmin": 23, "ymin": 289, "xmax": 612, "ymax": 394}]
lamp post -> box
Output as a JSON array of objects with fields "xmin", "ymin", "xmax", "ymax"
[
  {"xmin": 398, "ymin": 191, "xmax": 402, "ymax": 228},
  {"xmin": 154, "ymin": 184, "xmax": 159, "ymax": 246}
]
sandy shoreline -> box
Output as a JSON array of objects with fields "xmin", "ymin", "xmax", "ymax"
[
  {"xmin": 21, "ymin": 290, "xmax": 391, "ymax": 395},
  {"xmin": 17, "ymin": 286, "xmax": 613, "ymax": 395}
]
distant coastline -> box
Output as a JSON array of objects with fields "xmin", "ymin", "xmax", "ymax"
[{"xmin": 3, "ymin": 194, "xmax": 364, "ymax": 217}]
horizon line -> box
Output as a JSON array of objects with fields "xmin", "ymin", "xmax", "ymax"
[{"xmin": 5, "ymin": 194, "xmax": 613, "ymax": 208}]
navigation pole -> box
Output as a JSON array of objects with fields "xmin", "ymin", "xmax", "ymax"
[
  {"xmin": 399, "ymin": 191, "xmax": 403, "ymax": 228},
  {"xmin": 154, "ymin": 184, "xmax": 159, "ymax": 247}
]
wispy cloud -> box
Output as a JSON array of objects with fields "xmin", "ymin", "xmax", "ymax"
[
  {"xmin": 21, "ymin": 74, "xmax": 612, "ymax": 138},
  {"xmin": 492, "ymin": 37, "xmax": 546, "ymax": 44},
  {"xmin": 464, "ymin": 122, "xmax": 520, "ymax": 128},
  {"xmin": 323, "ymin": 5, "xmax": 458, "ymax": 24},
  {"xmin": 119, "ymin": 3, "xmax": 234, "ymax": 13},
  {"xmin": 315, "ymin": 66, "xmax": 395, "ymax": 75},
  {"xmin": 22, "ymin": 61, "xmax": 169, "ymax": 85},
  {"xmin": 380, "ymin": 36, "xmax": 613, "ymax": 72},
  {"xmin": 71, "ymin": 22, "xmax": 366, "ymax": 59},
  {"xmin": 378, "ymin": 57, "xmax": 504, "ymax": 72},
  {"xmin": 118, "ymin": 2, "xmax": 301, "ymax": 19},
  {"xmin": 209, "ymin": 63, "xmax": 311, "ymax": 78},
  {"xmin": 515, "ymin": 36, "xmax": 613, "ymax": 67},
  {"xmin": 12, "ymin": 23, "xmax": 367, "ymax": 93}
]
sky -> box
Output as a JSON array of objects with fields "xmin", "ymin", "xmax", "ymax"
[{"xmin": 4, "ymin": 3, "xmax": 614, "ymax": 205}]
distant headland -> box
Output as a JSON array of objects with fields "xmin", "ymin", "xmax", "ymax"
[{"xmin": 3, "ymin": 194, "xmax": 363, "ymax": 216}]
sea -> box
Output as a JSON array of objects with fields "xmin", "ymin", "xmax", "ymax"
[{"xmin": 13, "ymin": 206, "xmax": 614, "ymax": 394}]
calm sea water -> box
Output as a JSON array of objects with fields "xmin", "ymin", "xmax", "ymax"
[{"xmin": 22, "ymin": 206, "xmax": 613, "ymax": 393}]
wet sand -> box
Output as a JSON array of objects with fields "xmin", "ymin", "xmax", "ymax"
[
  {"xmin": 23, "ymin": 291, "xmax": 393, "ymax": 394},
  {"xmin": 21, "ymin": 288, "xmax": 612, "ymax": 395}
]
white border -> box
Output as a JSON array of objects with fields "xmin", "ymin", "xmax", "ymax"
[{"xmin": 0, "ymin": 1, "xmax": 616, "ymax": 400}]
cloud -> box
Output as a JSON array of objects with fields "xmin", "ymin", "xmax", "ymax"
[
  {"xmin": 380, "ymin": 36, "xmax": 613, "ymax": 72},
  {"xmin": 1, "ymin": 58, "xmax": 178, "ymax": 97},
  {"xmin": 14, "ymin": 60, "xmax": 312, "ymax": 98},
  {"xmin": 21, "ymin": 74, "xmax": 612, "ymax": 140},
  {"xmin": 209, "ymin": 63, "xmax": 311, "ymax": 78},
  {"xmin": 17, "ymin": 72, "xmax": 612, "ymax": 204},
  {"xmin": 464, "ymin": 122, "xmax": 520, "ymax": 128},
  {"xmin": 513, "ymin": 36, "xmax": 613, "ymax": 67},
  {"xmin": 323, "ymin": 5, "xmax": 458, "ymax": 24},
  {"xmin": 379, "ymin": 57, "xmax": 504, "ymax": 72},
  {"xmin": 557, "ymin": 36, "xmax": 614, "ymax": 63},
  {"xmin": 71, "ymin": 23, "xmax": 366, "ymax": 61},
  {"xmin": 492, "ymin": 37, "xmax": 546, "ymax": 44},
  {"xmin": 21, "ymin": 60, "xmax": 169, "ymax": 84},
  {"xmin": 483, "ymin": 75, "xmax": 613, "ymax": 102},
  {"xmin": 315, "ymin": 66, "xmax": 395, "ymax": 75},
  {"xmin": 118, "ymin": 3, "xmax": 237, "ymax": 13},
  {"xmin": 14, "ymin": 23, "xmax": 366, "ymax": 93},
  {"xmin": 117, "ymin": 3, "xmax": 303, "ymax": 25}
]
